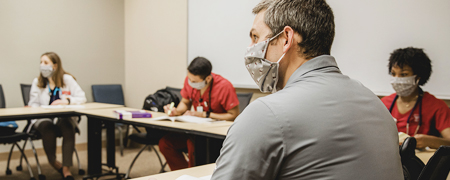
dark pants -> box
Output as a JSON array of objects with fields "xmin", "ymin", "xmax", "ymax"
[{"xmin": 34, "ymin": 117, "xmax": 76, "ymax": 166}]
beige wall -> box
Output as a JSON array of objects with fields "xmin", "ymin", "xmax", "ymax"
[
  {"xmin": 0, "ymin": 0, "xmax": 125, "ymax": 108},
  {"xmin": 124, "ymin": 0, "xmax": 187, "ymax": 108},
  {"xmin": 0, "ymin": 0, "xmax": 125, "ymax": 152}
]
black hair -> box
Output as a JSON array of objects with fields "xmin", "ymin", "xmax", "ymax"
[
  {"xmin": 187, "ymin": 57, "xmax": 212, "ymax": 79},
  {"xmin": 388, "ymin": 47, "xmax": 432, "ymax": 86}
]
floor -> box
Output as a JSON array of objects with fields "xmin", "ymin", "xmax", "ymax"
[{"xmin": 0, "ymin": 143, "xmax": 170, "ymax": 180}]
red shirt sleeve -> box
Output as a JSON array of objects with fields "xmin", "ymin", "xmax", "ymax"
[
  {"xmin": 220, "ymin": 82, "xmax": 239, "ymax": 111},
  {"xmin": 432, "ymin": 99, "xmax": 450, "ymax": 133}
]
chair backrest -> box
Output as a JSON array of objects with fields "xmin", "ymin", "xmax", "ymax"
[
  {"xmin": 417, "ymin": 146, "xmax": 450, "ymax": 180},
  {"xmin": 92, "ymin": 84, "xmax": 125, "ymax": 105},
  {"xmin": 237, "ymin": 92, "xmax": 253, "ymax": 113},
  {"xmin": 165, "ymin": 86, "xmax": 182, "ymax": 102},
  {"xmin": 400, "ymin": 137, "xmax": 425, "ymax": 180},
  {"xmin": 20, "ymin": 84, "xmax": 32, "ymax": 106},
  {"xmin": 0, "ymin": 84, "xmax": 5, "ymax": 108}
]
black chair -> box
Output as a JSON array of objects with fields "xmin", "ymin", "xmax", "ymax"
[
  {"xmin": 20, "ymin": 84, "xmax": 32, "ymax": 106},
  {"xmin": 236, "ymin": 92, "xmax": 253, "ymax": 113},
  {"xmin": 417, "ymin": 146, "xmax": 450, "ymax": 180},
  {"xmin": 0, "ymin": 84, "xmax": 5, "ymax": 108},
  {"xmin": 14, "ymin": 84, "xmax": 85, "ymax": 179},
  {"xmin": 124, "ymin": 129, "xmax": 166, "ymax": 178},
  {"xmin": 400, "ymin": 137, "xmax": 425, "ymax": 180},
  {"xmin": 124, "ymin": 87, "xmax": 181, "ymax": 178},
  {"xmin": 92, "ymin": 84, "xmax": 129, "ymax": 156},
  {"xmin": 0, "ymin": 84, "xmax": 36, "ymax": 180},
  {"xmin": 166, "ymin": 86, "xmax": 182, "ymax": 102}
]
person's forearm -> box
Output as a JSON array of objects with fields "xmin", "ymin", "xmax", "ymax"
[
  {"xmin": 175, "ymin": 102, "xmax": 189, "ymax": 116},
  {"xmin": 424, "ymin": 136, "xmax": 450, "ymax": 149},
  {"xmin": 209, "ymin": 112, "xmax": 236, "ymax": 121}
]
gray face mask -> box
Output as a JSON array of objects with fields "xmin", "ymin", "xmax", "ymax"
[
  {"xmin": 40, "ymin": 65, "xmax": 54, "ymax": 78},
  {"xmin": 188, "ymin": 79, "xmax": 207, "ymax": 90},
  {"xmin": 244, "ymin": 31, "xmax": 285, "ymax": 93},
  {"xmin": 391, "ymin": 75, "xmax": 418, "ymax": 97}
]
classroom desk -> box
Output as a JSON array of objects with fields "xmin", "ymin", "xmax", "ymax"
[
  {"xmin": 131, "ymin": 150, "xmax": 446, "ymax": 180},
  {"xmin": 75, "ymin": 107, "xmax": 233, "ymax": 179},
  {"xmin": 0, "ymin": 103, "xmax": 124, "ymax": 178},
  {"xmin": 0, "ymin": 102, "xmax": 123, "ymax": 121},
  {"xmin": 130, "ymin": 163, "xmax": 216, "ymax": 180},
  {"xmin": 416, "ymin": 149, "xmax": 436, "ymax": 163}
]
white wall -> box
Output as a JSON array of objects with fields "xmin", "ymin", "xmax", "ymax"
[
  {"xmin": 188, "ymin": 0, "xmax": 450, "ymax": 99},
  {"xmin": 124, "ymin": 0, "xmax": 187, "ymax": 109},
  {"xmin": 0, "ymin": 0, "xmax": 125, "ymax": 153}
]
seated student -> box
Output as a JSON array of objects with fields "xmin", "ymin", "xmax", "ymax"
[
  {"xmin": 159, "ymin": 57, "xmax": 239, "ymax": 170},
  {"xmin": 212, "ymin": 0, "xmax": 403, "ymax": 179},
  {"xmin": 28, "ymin": 52, "xmax": 86, "ymax": 180},
  {"xmin": 381, "ymin": 47, "xmax": 450, "ymax": 149}
]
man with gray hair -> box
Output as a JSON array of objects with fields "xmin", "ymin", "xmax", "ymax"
[{"xmin": 211, "ymin": 0, "xmax": 403, "ymax": 179}]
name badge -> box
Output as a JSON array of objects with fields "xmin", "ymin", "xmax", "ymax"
[{"xmin": 197, "ymin": 106, "xmax": 203, "ymax": 113}]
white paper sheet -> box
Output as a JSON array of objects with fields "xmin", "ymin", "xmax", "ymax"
[{"xmin": 150, "ymin": 116, "xmax": 214, "ymax": 124}]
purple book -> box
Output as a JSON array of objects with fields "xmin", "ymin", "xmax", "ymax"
[{"xmin": 114, "ymin": 110, "xmax": 152, "ymax": 120}]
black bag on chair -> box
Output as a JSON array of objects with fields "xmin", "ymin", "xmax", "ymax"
[
  {"xmin": 141, "ymin": 87, "xmax": 181, "ymax": 140},
  {"xmin": 0, "ymin": 121, "xmax": 18, "ymax": 136},
  {"xmin": 400, "ymin": 137, "xmax": 425, "ymax": 180},
  {"xmin": 142, "ymin": 88, "xmax": 180, "ymax": 112}
]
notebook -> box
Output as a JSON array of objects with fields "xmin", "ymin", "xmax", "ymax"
[{"xmin": 150, "ymin": 115, "xmax": 214, "ymax": 124}]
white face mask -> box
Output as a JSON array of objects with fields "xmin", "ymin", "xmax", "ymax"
[
  {"xmin": 188, "ymin": 79, "xmax": 207, "ymax": 90},
  {"xmin": 244, "ymin": 31, "xmax": 285, "ymax": 93},
  {"xmin": 40, "ymin": 65, "xmax": 54, "ymax": 78},
  {"xmin": 390, "ymin": 75, "xmax": 418, "ymax": 97}
]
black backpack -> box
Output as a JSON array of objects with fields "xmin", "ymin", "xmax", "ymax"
[{"xmin": 142, "ymin": 88, "xmax": 180, "ymax": 112}]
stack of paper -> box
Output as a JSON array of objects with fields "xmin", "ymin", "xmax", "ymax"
[
  {"xmin": 175, "ymin": 175, "xmax": 211, "ymax": 180},
  {"xmin": 151, "ymin": 116, "xmax": 214, "ymax": 124}
]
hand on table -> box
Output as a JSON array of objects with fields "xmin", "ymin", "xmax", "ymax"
[
  {"xmin": 50, "ymin": 99, "xmax": 69, "ymax": 105},
  {"xmin": 414, "ymin": 134, "xmax": 431, "ymax": 149},
  {"xmin": 183, "ymin": 110, "xmax": 204, "ymax": 117}
]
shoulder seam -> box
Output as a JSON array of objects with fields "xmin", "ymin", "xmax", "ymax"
[{"xmin": 256, "ymin": 99, "xmax": 287, "ymax": 156}]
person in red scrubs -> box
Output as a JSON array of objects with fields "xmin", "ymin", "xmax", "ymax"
[
  {"xmin": 381, "ymin": 47, "xmax": 450, "ymax": 149},
  {"xmin": 159, "ymin": 57, "xmax": 240, "ymax": 170}
]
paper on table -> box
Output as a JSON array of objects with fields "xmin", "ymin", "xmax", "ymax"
[
  {"xmin": 150, "ymin": 116, "xmax": 214, "ymax": 124},
  {"xmin": 40, "ymin": 105, "xmax": 85, "ymax": 109},
  {"xmin": 175, "ymin": 175, "xmax": 211, "ymax": 180}
]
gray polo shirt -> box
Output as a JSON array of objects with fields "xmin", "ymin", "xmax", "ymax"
[{"xmin": 212, "ymin": 55, "xmax": 403, "ymax": 180}]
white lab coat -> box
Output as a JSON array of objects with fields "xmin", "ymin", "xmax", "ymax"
[{"xmin": 27, "ymin": 74, "xmax": 87, "ymax": 132}]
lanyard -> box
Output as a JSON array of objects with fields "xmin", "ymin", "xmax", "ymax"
[
  {"xmin": 190, "ymin": 77, "xmax": 214, "ymax": 113},
  {"xmin": 389, "ymin": 88, "xmax": 423, "ymax": 136}
]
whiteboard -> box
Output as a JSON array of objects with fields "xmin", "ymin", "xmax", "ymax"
[{"xmin": 188, "ymin": 0, "xmax": 450, "ymax": 99}]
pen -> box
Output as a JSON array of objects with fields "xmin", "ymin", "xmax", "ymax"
[{"xmin": 167, "ymin": 102, "xmax": 175, "ymax": 116}]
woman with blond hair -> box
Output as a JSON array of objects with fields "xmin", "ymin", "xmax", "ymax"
[{"xmin": 28, "ymin": 52, "xmax": 86, "ymax": 180}]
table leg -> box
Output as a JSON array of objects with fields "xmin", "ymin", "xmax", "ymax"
[
  {"xmin": 194, "ymin": 136, "xmax": 207, "ymax": 166},
  {"xmin": 208, "ymin": 138, "xmax": 223, "ymax": 163},
  {"xmin": 105, "ymin": 121, "xmax": 116, "ymax": 168},
  {"xmin": 194, "ymin": 136, "xmax": 224, "ymax": 166},
  {"xmin": 87, "ymin": 116, "xmax": 102, "ymax": 175}
]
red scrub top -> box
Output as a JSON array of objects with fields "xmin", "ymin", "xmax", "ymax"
[
  {"xmin": 381, "ymin": 92, "xmax": 450, "ymax": 136},
  {"xmin": 180, "ymin": 73, "xmax": 239, "ymax": 113}
]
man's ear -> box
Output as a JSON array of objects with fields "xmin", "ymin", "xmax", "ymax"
[
  {"xmin": 282, "ymin": 26, "xmax": 296, "ymax": 54},
  {"xmin": 206, "ymin": 75, "xmax": 213, "ymax": 83}
]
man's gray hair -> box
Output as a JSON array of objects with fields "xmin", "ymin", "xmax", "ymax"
[{"xmin": 253, "ymin": 0, "xmax": 335, "ymax": 59}]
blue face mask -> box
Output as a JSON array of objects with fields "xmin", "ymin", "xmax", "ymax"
[{"xmin": 188, "ymin": 79, "xmax": 207, "ymax": 90}]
